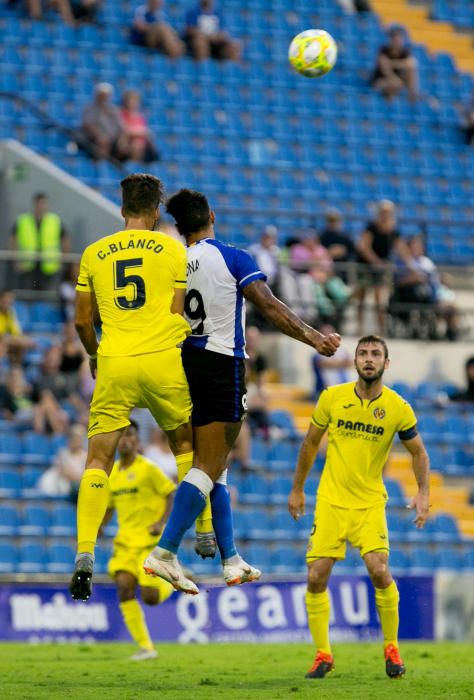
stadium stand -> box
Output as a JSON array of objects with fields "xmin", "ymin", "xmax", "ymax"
[{"xmin": 0, "ymin": 2, "xmax": 472, "ymax": 579}]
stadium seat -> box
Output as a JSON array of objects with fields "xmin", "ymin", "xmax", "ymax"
[
  {"xmin": 386, "ymin": 512, "xmax": 407, "ymax": 543},
  {"xmin": 389, "ymin": 549, "xmax": 411, "ymax": 573},
  {"xmin": 239, "ymin": 543, "xmax": 272, "ymax": 571},
  {"xmin": 267, "ymin": 441, "xmax": 299, "ymax": 472},
  {"xmin": 0, "ymin": 505, "xmax": 20, "ymax": 536},
  {"xmin": 232, "ymin": 510, "xmax": 250, "ymax": 539},
  {"xmin": 49, "ymin": 504, "xmax": 76, "ymax": 536},
  {"xmin": 248, "ymin": 438, "xmax": 270, "ymax": 469},
  {"xmin": 21, "ymin": 467, "xmax": 44, "ymax": 498},
  {"xmin": 410, "ymin": 546, "xmax": 436, "ymax": 573},
  {"xmin": 22, "ymin": 434, "xmax": 52, "ymax": 467},
  {"xmin": 268, "ymin": 410, "xmax": 299, "ymax": 438},
  {"xmin": 269, "ymin": 477, "xmax": 293, "ymax": 505},
  {"xmin": 247, "ymin": 510, "xmax": 273, "ymax": 540},
  {"xmin": 0, "ymin": 434, "xmax": 22, "ymax": 465},
  {"xmin": 271, "ymin": 545, "xmax": 305, "ymax": 574},
  {"xmin": 18, "ymin": 542, "xmax": 48, "ymax": 573},
  {"xmin": 435, "ymin": 547, "xmax": 463, "ymax": 570},
  {"xmin": 0, "ymin": 542, "xmax": 18, "ymax": 573},
  {"xmin": 385, "ymin": 479, "xmax": 406, "ymax": 508},
  {"xmin": 239, "ymin": 475, "xmax": 269, "ymax": 505},
  {"xmin": 0, "ymin": 469, "xmax": 21, "ymax": 498},
  {"xmin": 48, "ymin": 542, "xmax": 75, "ymax": 573},
  {"xmin": 430, "ymin": 513, "xmax": 461, "ymax": 544},
  {"xmin": 19, "ymin": 504, "xmax": 50, "ymax": 536}
]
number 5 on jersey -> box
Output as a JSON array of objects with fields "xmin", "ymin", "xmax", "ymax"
[{"xmin": 114, "ymin": 258, "xmax": 146, "ymax": 310}]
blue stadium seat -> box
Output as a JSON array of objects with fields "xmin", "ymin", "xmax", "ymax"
[
  {"xmin": 18, "ymin": 542, "xmax": 48, "ymax": 573},
  {"xmin": 462, "ymin": 549, "xmax": 474, "ymax": 570},
  {"xmin": 247, "ymin": 510, "xmax": 273, "ymax": 540},
  {"xmin": 0, "ymin": 469, "xmax": 21, "ymax": 498},
  {"xmin": 386, "ymin": 512, "xmax": 407, "ymax": 543},
  {"xmin": 268, "ymin": 411, "xmax": 299, "ymax": 437},
  {"xmin": 47, "ymin": 542, "xmax": 75, "ymax": 574},
  {"xmin": 29, "ymin": 303, "xmax": 63, "ymax": 333},
  {"xmin": 239, "ymin": 475, "xmax": 269, "ymax": 505},
  {"xmin": 267, "ymin": 441, "xmax": 299, "ymax": 472},
  {"xmin": 0, "ymin": 505, "xmax": 20, "ymax": 536},
  {"xmin": 0, "ymin": 542, "xmax": 18, "ymax": 573},
  {"xmin": 249, "ymin": 438, "xmax": 270, "ymax": 468},
  {"xmin": 239, "ymin": 543, "xmax": 272, "ymax": 571},
  {"xmin": 22, "ymin": 434, "xmax": 51, "ymax": 466},
  {"xmin": 385, "ymin": 479, "xmax": 406, "ymax": 508},
  {"xmin": 430, "ymin": 513, "xmax": 461, "ymax": 544},
  {"xmin": 49, "ymin": 504, "xmax": 76, "ymax": 536},
  {"xmin": 389, "ymin": 549, "xmax": 411, "ymax": 573},
  {"xmin": 435, "ymin": 547, "xmax": 463, "ymax": 570},
  {"xmin": 232, "ymin": 510, "xmax": 250, "ymax": 539},
  {"xmin": 0, "ymin": 434, "xmax": 22, "ymax": 465},
  {"xmin": 21, "ymin": 467, "xmax": 44, "ymax": 498},
  {"xmin": 19, "ymin": 505, "xmax": 50, "ymax": 536},
  {"xmin": 271, "ymin": 546, "xmax": 305, "ymax": 574},
  {"xmin": 410, "ymin": 546, "xmax": 436, "ymax": 573}
]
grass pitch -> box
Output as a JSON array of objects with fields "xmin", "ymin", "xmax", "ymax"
[{"xmin": 1, "ymin": 642, "xmax": 472, "ymax": 700}]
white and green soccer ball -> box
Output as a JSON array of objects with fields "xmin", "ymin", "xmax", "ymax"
[{"xmin": 288, "ymin": 29, "xmax": 338, "ymax": 78}]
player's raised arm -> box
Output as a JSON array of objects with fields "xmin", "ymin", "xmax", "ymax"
[
  {"xmin": 289, "ymin": 423, "xmax": 326, "ymax": 521},
  {"xmin": 401, "ymin": 433, "xmax": 430, "ymax": 529},
  {"xmin": 243, "ymin": 279, "xmax": 340, "ymax": 356}
]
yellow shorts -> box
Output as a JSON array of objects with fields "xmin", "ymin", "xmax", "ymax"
[
  {"xmin": 108, "ymin": 544, "xmax": 174, "ymax": 600},
  {"xmin": 306, "ymin": 499, "xmax": 389, "ymax": 562},
  {"xmin": 88, "ymin": 347, "xmax": 192, "ymax": 438}
]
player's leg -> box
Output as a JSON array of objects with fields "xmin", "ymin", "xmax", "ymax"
[
  {"xmin": 70, "ymin": 356, "xmax": 138, "ymax": 601},
  {"xmin": 304, "ymin": 501, "xmax": 348, "ymax": 679},
  {"xmin": 192, "ymin": 420, "xmax": 261, "ymax": 584},
  {"xmin": 358, "ymin": 504, "xmax": 405, "ymax": 678},
  {"xmin": 115, "ymin": 570, "xmax": 157, "ymax": 660}
]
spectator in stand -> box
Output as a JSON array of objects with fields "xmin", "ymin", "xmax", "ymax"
[
  {"xmin": 289, "ymin": 229, "xmax": 333, "ymax": 276},
  {"xmin": 312, "ymin": 265, "xmax": 351, "ymax": 330},
  {"xmin": 0, "ymin": 367, "xmax": 34, "ymax": 425},
  {"xmin": 22, "ymin": 0, "xmax": 75, "ymax": 24},
  {"xmin": 38, "ymin": 424, "xmax": 87, "ymax": 497},
  {"xmin": 130, "ymin": 0, "xmax": 185, "ymax": 58},
  {"xmin": 319, "ymin": 208, "xmax": 357, "ymax": 283},
  {"xmin": 392, "ymin": 235, "xmax": 459, "ymax": 340},
  {"xmin": 337, "ymin": 0, "xmax": 372, "ymax": 11},
  {"xmin": 0, "ymin": 290, "xmax": 35, "ymax": 364},
  {"xmin": 184, "ymin": 0, "xmax": 241, "ymax": 61},
  {"xmin": 81, "ymin": 83, "xmax": 129, "ymax": 161},
  {"xmin": 311, "ymin": 323, "xmax": 354, "ymax": 398},
  {"xmin": 248, "ymin": 226, "xmax": 280, "ymax": 292},
  {"xmin": 461, "ymin": 90, "xmax": 474, "ymax": 146},
  {"xmin": 245, "ymin": 326, "xmax": 268, "ymax": 384},
  {"xmin": 450, "ymin": 357, "xmax": 474, "ymax": 403},
  {"xmin": 120, "ymin": 90, "xmax": 159, "ymax": 163},
  {"xmin": 70, "ymin": 0, "xmax": 101, "ymax": 23},
  {"xmin": 59, "ymin": 262, "xmax": 80, "ymax": 322},
  {"xmin": 371, "ymin": 26, "xmax": 418, "ymax": 101},
  {"xmin": 355, "ymin": 199, "xmax": 411, "ymax": 335},
  {"xmin": 11, "ymin": 193, "xmax": 69, "ymax": 292},
  {"xmin": 143, "ymin": 428, "xmax": 178, "ymax": 481},
  {"xmin": 59, "ymin": 321, "xmax": 87, "ymax": 375},
  {"xmin": 32, "ymin": 346, "xmax": 75, "ymax": 434}
]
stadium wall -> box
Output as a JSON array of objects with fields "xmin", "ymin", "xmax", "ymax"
[
  {"xmin": 0, "ymin": 140, "xmax": 122, "ymax": 252},
  {"xmin": 266, "ymin": 335, "xmax": 474, "ymax": 387},
  {"xmin": 0, "ymin": 576, "xmax": 440, "ymax": 643}
]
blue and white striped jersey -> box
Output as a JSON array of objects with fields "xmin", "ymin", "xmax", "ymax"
[{"xmin": 183, "ymin": 238, "xmax": 266, "ymax": 358}]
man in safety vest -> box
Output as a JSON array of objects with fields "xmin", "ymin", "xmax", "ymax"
[{"xmin": 11, "ymin": 193, "xmax": 69, "ymax": 290}]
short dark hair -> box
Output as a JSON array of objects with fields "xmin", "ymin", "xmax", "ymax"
[
  {"xmin": 466, "ymin": 357, "xmax": 474, "ymax": 370},
  {"xmin": 33, "ymin": 192, "xmax": 48, "ymax": 202},
  {"xmin": 166, "ymin": 188, "xmax": 211, "ymax": 237},
  {"xmin": 356, "ymin": 334, "xmax": 389, "ymax": 359},
  {"xmin": 120, "ymin": 174, "xmax": 164, "ymax": 218}
]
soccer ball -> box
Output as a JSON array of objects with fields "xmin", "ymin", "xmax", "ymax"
[{"xmin": 288, "ymin": 29, "xmax": 337, "ymax": 78}]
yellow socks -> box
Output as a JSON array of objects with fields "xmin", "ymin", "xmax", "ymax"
[
  {"xmin": 176, "ymin": 452, "xmax": 213, "ymax": 534},
  {"xmin": 77, "ymin": 468, "xmax": 110, "ymax": 555},
  {"xmin": 375, "ymin": 581, "xmax": 400, "ymax": 649},
  {"xmin": 306, "ymin": 590, "xmax": 332, "ymax": 655},
  {"xmin": 119, "ymin": 599, "xmax": 153, "ymax": 651}
]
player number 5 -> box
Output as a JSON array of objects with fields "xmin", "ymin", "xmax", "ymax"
[{"xmin": 114, "ymin": 258, "xmax": 146, "ymax": 310}]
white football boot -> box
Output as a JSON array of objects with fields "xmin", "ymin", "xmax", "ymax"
[
  {"xmin": 223, "ymin": 556, "xmax": 262, "ymax": 587},
  {"xmin": 143, "ymin": 553, "xmax": 199, "ymax": 595}
]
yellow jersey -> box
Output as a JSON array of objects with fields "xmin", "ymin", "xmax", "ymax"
[
  {"xmin": 311, "ymin": 382, "xmax": 417, "ymax": 509},
  {"xmin": 0, "ymin": 310, "xmax": 20, "ymax": 336},
  {"xmin": 76, "ymin": 229, "xmax": 190, "ymax": 356},
  {"xmin": 108, "ymin": 454, "xmax": 176, "ymax": 549}
]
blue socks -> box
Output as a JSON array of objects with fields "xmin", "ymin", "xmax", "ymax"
[
  {"xmin": 159, "ymin": 470, "xmax": 212, "ymax": 554},
  {"xmin": 211, "ymin": 482, "xmax": 237, "ymax": 560}
]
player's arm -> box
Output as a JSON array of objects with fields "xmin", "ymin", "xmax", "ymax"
[
  {"xmin": 75, "ymin": 291, "xmax": 99, "ymax": 378},
  {"xmin": 243, "ymin": 279, "xmax": 340, "ymax": 356},
  {"xmin": 171, "ymin": 287, "xmax": 185, "ymax": 316},
  {"xmin": 148, "ymin": 491, "xmax": 175, "ymax": 536},
  {"xmin": 288, "ymin": 423, "xmax": 326, "ymax": 521},
  {"xmin": 401, "ymin": 432, "xmax": 430, "ymax": 529}
]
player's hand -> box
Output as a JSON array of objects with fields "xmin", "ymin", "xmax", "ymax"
[
  {"xmin": 148, "ymin": 522, "xmax": 163, "ymax": 536},
  {"xmin": 89, "ymin": 356, "xmax": 97, "ymax": 379},
  {"xmin": 407, "ymin": 490, "xmax": 430, "ymax": 528},
  {"xmin": 313, "ymin": 331, "xmax": 341, "ymax": 357},
  {"xmin": 288, "ymin": 488, "xmax": 305, "ymax": 521}
]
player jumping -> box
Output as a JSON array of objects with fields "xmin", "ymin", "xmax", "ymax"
[
  {"xmin": 70, "ymin": 173, "xmax": 201, "ymax": 600},
  {"xmin": 288, "ymin": 335, "xmax": 430, "ymax": 680},
  {"xmin": 143, "ymin": 188, "xmax": 341, "ymax": 592}
]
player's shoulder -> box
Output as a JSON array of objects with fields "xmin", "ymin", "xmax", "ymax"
[
  {"xmin": 322, "ymin": 381, "xmax": 356, "ymax": 401},
  {"xmin": 135, "ymin": 453, "xmax": 165, "ymax": 474},
  {"xmin": 155, "ymin": 230, "xmax": 185, "ymax": 251},
  {"xmin": 383, "ymin": 385, "xmax": 414, "ymax": 410}
]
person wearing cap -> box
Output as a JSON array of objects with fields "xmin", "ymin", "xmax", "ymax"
[
  {"xmin": 319, "ymin": 209, "xmax": 357, "ymax": 283},
  {"xmin": 130, "ymin": 0, "xmax": 185, "ymax": 58},
  {"xmin": 81, "ymin": 83, "xmax": 129, "ymax": 161},
  {"xmin": 355, "ymin": 200, "xmax": 412, "ymax": 335}
]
